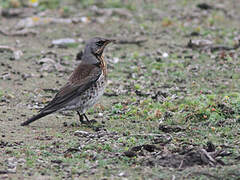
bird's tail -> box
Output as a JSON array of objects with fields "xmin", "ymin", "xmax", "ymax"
[{"xmin": 21, "ymin": 111, "xmax": 53, "ymax": 126}]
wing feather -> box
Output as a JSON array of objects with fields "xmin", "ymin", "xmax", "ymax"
[{"xmin": 40, "ymin": 63, "xmax": 101, "ymax": 113}]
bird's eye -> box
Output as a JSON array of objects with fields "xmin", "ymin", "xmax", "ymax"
[{"xmin": 96, "ymin": 41, "xmax": 105, "ymax": 46}]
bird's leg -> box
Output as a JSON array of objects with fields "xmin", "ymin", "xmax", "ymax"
[
  {"xmin": 77, "ymin": 111, "xmax": 84, "ymax": 123},
  {"xmin": 84, "ymin": 113, "xmax": 97, "ymax": 124},
  {"xmin": 83, "ymin": 114, "xmax": 90, "ymax": 122}
]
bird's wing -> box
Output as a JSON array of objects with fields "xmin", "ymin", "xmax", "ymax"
[{"xmin": 40, "ymin": 63, "xmax": 102, "ymax": 113}]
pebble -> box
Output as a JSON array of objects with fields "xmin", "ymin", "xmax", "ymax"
[
  {"xmin": 118, "ymin": 172, "xmax": 126, "ymax": 177},
  {"xmin": 74, "ymin": 130, "xmax": 89, "ymax": 137},
  {"xmin": 0, "ymin": 174, "xmax": 8, "ymax": 179},
  {"xmin": 7, "ymin": 167, "xmax": 16, "ymax": 173},
  {"xmin": 52, "ymin": 38, "xmax": 76, "ymax": 46},
  {"xmin": 162, "ymin": 52, "xmax": 169, "ymax": 58},
  {"xmin": 17, "ymin": 158, "xmax": 26, "ymax": 164},
  {"xmin": 98, "ymin": 113, "xmax": 103, "ymax": 118}
]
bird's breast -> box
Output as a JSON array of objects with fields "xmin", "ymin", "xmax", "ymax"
[{"xmin": 99, "ymin": 55, "xmax": 107, "ymax": 78}]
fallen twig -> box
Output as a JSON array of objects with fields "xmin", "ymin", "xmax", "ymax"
[
  {"xmin": 200, "ymin": 149, "xmax": 216, "ymax": 166},
  {"xmin": 116, "ymin": 38, "xmax": 147, "ymax": 46}
]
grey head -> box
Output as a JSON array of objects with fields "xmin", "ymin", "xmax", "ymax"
[{"xmin": 81, "ymin": 37, "xmax": 115, "ymax": 64}]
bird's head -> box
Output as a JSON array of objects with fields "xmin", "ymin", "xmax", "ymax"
[{"xmin": 85, "ymin": 37, "xmax": 115, "ymax": 57}]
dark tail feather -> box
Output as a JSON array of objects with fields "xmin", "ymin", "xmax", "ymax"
[{"xmin": 21, "ymin": 111, "xmax": 53, "ymax": 126}]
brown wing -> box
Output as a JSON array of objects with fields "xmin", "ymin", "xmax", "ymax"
[{"xmin": 40, "ymin": 63, "xmax": 102, "ymax": 113}]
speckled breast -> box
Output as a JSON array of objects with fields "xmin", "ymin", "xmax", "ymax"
[{"xmin": 63, "ymin": 73, "xmax": 106, "ymax": 113}]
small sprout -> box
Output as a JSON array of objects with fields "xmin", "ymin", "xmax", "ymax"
[
  {"xmin": 132, "ymin": 51, "xmax": 139, "ymax": 59},
  {"xmin": 134, "ymin": 84, "xmax": 141, "ymax": 90}
]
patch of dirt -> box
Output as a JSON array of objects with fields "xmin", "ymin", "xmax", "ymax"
[{"xmin": 122, "ymin": 141, "xmax": 231, "ymax": 168}]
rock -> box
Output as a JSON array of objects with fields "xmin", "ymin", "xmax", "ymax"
[
  {"xmin": 162, "ymin": 52, "xmax": 169, "ymax": 58},
  {"xmin": 7, "ymin": 167, "xmax": 16, "ymax": 174},
  {"xmin": 111, "ymin": 57, "xmax": 120, "ymax": 64},
  {"xmin": 0, "ymin": 174, "xmax": 8, "ymax": 179},
  {"xmin": 51, "ymin": 38, "xmax": 76, "ymax": 47},
  {"xmin": 187, "ymin": 39, "xmax": 213, "ymax": 48},
  {"xmin": 74, "ymin": 130, "xmax": 89, "ymax": 137},
  {"xmin": 0, "ymin": 170, "xmax": 8, "ymax": 174},
  {"xmin": 17, "ymin": 158, "xmax": 26, "ymax": 165},
  {"xmin": 54, "ymin": 63, "xmax": 67, "ymax": 72},
  {"xmin": 40, "ymin": 63, "xmax": 54, "ymax": 72},
  {"xmin": 118, "ymin": 172, "xmax": 127, "ymax": 177},
  {"xmin": 39, "ymin": 58, "xmax": 67, "ymax": 73},
  {"xmin": 39, "ymin": 58, "xmax": 55, "ymax": 65},
  {"xmin": 98, "ymin": 113, "xmax": 103, "ymax": 118}
]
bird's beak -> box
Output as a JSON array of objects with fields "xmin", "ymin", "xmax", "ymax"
[
  {"xmin": 95, "ymin": 39, "xmax": 115, "ymax": 55},
  {"xmin": 105, "ymin": 39, "xmax": 116, "ymax": 44}
]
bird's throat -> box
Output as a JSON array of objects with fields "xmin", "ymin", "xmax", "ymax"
[{"xmin": 97, "ymin": 54, "xmax": 107, "ymax": 78}]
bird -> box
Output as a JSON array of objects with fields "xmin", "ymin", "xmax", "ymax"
[{"xmin": 21, "ymin": 37, "xmax": 115, "ymax": 126}]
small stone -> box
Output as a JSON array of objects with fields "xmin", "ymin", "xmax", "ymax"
[
  {"xmin": 17, "ymin": 158, "xmax": 26, "ymax": 164},
  {"xmin": 0, "ymin": 174, "xmax": 8, "ymax": 179},
  {"xmin": 80, "ymin": 17, "xmax": 89, "ymax": 23},
  {"xmin": 13, "ymin": 50, "xmax": 23, "ymax": 60},
  {"xmin": 7, "ymin": 167, "xmax": 16, "ymax": 173},
  {"xmin": 52, "ymin": 38, "xmax": 76, "ymax": 47},
  {"xmin": 118, "ymin": 172, "xmax": 126, "ymax": 177},
  {"xmin": 74, "ymin": 130, "xmax": 89, "ymax": 137},
  {"xmin": 112, "ymin": 57, "xmax": 119, "ymax": 63},
  {"xmin": 98, "ymin": 113, "xmax": 103, "ymax": 118},
  {"xmin": 39, "ymin": 58, "xmax": 55, "ymax": 65},
  {"xmin": 162, "ymin": 52, "xmax": 169, "ymax": 58},
  {"xmin": 0, "ymin": 170, "xmax": 8, "ymax": 174}
]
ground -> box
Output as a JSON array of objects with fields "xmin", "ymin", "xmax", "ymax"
[{"xmin": 0, "ymin": 0, "xmax": 240, "ymax": 179}]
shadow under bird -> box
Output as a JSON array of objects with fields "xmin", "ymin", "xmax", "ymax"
[{"xmin": 21, "ymin": 37, "xmax": 115, "ymax": 126}]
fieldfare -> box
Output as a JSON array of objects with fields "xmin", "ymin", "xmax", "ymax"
[{"xmin": 21, "ymin": 37, "xmax": 114, "ymax": 126}]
